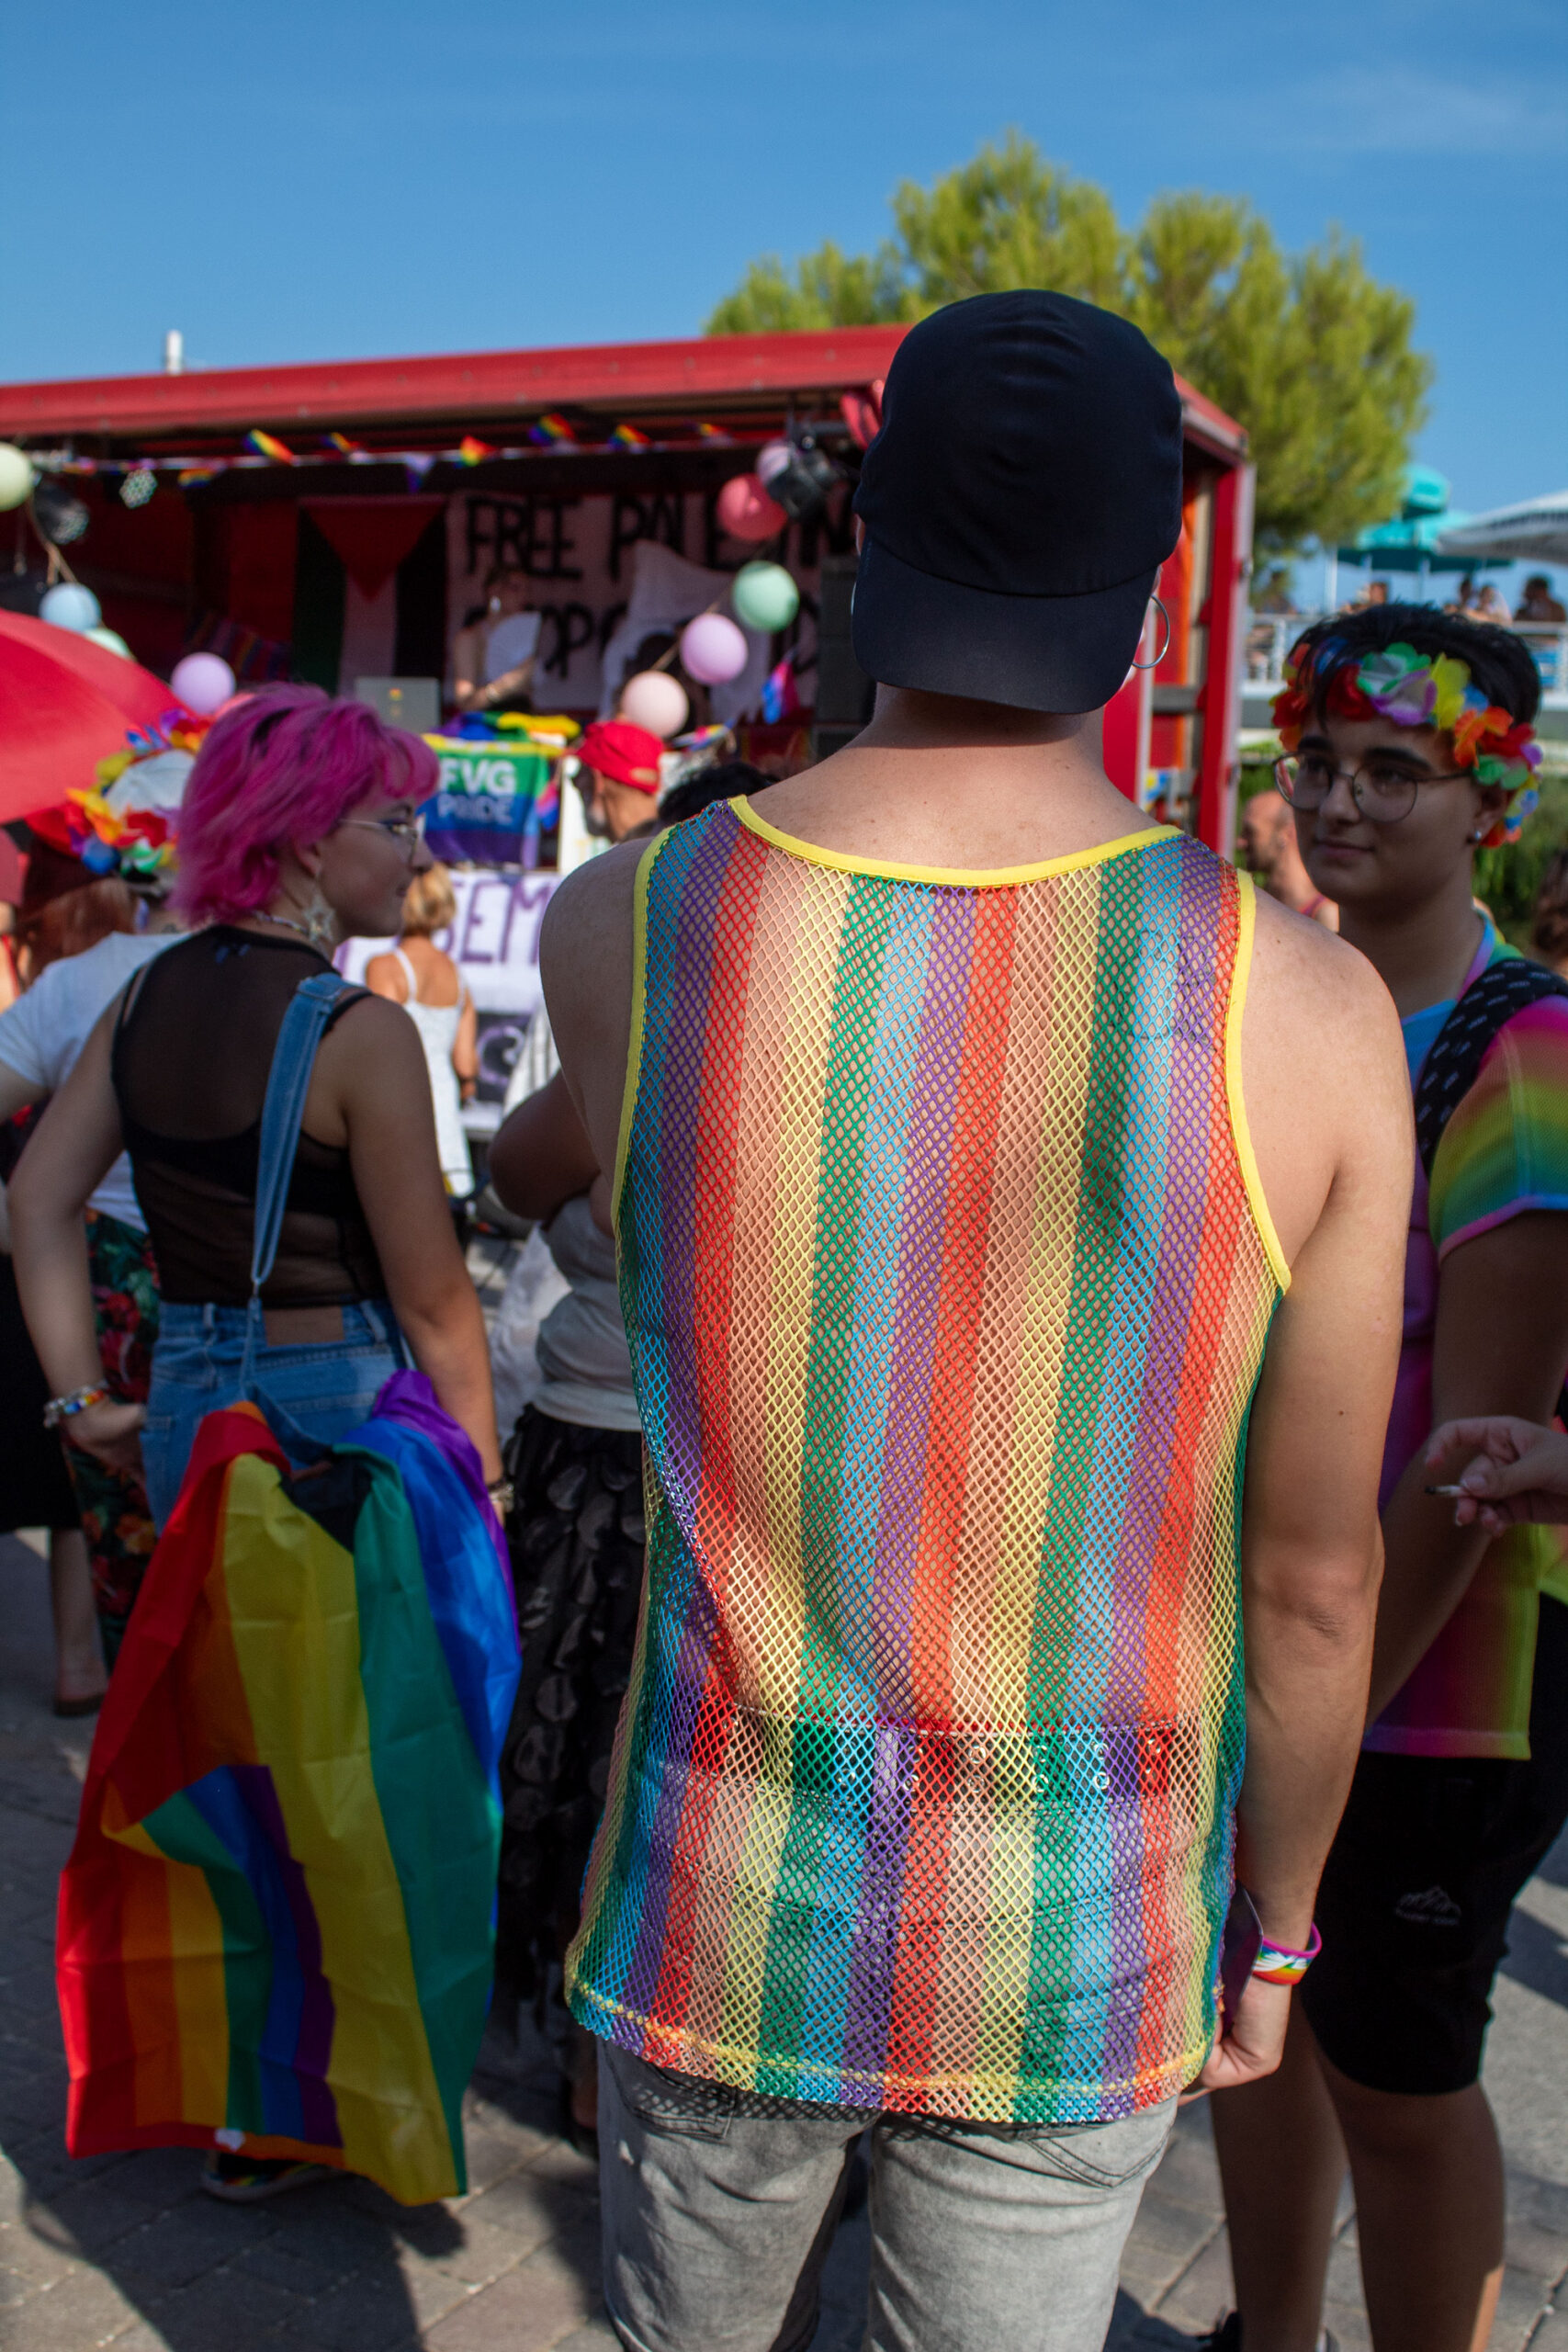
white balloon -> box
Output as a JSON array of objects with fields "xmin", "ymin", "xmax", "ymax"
[
  {"xmin": 0, "ymin": 444, "xmax": 34, "ymax": 512},
  {"xmin": 619, "ymin": 671, "xmax": 690, "ymax": 740}
]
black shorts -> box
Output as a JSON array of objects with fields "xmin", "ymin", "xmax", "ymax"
[{"xmin": 1300, "ymin": 1595, "xmax": 1568, "ymax": 2096}]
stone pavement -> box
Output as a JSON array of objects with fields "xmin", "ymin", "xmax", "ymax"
[{"xmin": 4, "ymin": 1527, "xmax": 1566, "ymax": 2352}]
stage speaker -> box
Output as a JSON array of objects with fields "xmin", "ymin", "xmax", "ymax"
[{"xmin": 355, "ymin": 677, "xmax": 441, "ymax": 732}]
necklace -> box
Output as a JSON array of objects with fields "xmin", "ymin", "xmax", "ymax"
[{"xmin": 253, "ymin": 903, "xmax": 335, "ymax": 953}]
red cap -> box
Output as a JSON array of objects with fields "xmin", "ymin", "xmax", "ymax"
[{"xmin": 580, "ymin": 720, "xmax": 664, "ymax": 796}]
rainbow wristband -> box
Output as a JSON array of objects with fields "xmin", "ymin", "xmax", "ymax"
[{"xmin": 1253, "ymin": 1925, "xmax": 1322, "ymax": 1986}]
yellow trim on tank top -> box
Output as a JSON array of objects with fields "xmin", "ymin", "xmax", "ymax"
[
  {"xmin": 611, "ymin": 831, "xmax": 665, "ymax": 1227},
  {"xmin": 735, "ymin": 796, "xmax": 1179, "ymax": 888},
  {"xmin": 1226, "ymin": 871, "xmax": 1292, "ymax": 1295}
]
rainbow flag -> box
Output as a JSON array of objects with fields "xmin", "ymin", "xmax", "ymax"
[
  {"xmin": 608, "ymin": 423, "xmax": 650, "ymax": 450},
  {"xmin": 528, "ymin": 412, "xmax": 575, "ymax": 447},
  {"xmin": 692, "ymin": 421, "xmax": 733, "ymax": 443},
  {"xmin": 244, "ymin": 429, "xmax": 295, "ymax": 465},
  {"xmin": 323, "ymin": 431, "xmax": 364, "ymax": 457},
  {"xmin": 457, "ymin": 435, "xmax": 495, "ymax": 467},
  {"xmin": 58, "ymin": 1379, "xmax": 520, "ymax": 2203}
]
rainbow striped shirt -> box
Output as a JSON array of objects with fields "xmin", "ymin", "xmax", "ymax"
[{"xmin": 566, "ymin": 799, "xmax": 1287, "ymax": 2121}]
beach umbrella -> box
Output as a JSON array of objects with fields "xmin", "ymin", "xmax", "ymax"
[
  {"xmin": 1435, "ymin": 492, "xmax": 1568, "ymax": 567},
  {"xmin": 0, "ymin": 609, "xmax": 176, "ymax": 826}
]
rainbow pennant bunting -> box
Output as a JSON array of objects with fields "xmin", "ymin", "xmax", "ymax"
[
  {"xmin": 528, "ymin": 412, "xmax": 576, "ymax": 447},
  {"xmin": 608, "ymin": 423, "xmax": 650, "ymax": 450},
  {"xmin": 244, "ymin": 429, "xmax": 296, "ymax": 465},
  {"xmin": 323, "ymin": 432, "xmax": 364, "ymax": 457},
  {"xmin": 457, "ymin": 435, "xmax": 496, "ymax": 467},
  {"xmin": 57, "ymin": 1381, "xmax": 520, "ymax": 2204}
]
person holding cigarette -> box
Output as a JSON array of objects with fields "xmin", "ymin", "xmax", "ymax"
[
  {"xmin": 1427, "ymin": 1417, "xmax": 1568, "ymax": 1533},
  {"xmin": 1211, "ymin": 607, "xmax": 1568, "ymax": 2352}
]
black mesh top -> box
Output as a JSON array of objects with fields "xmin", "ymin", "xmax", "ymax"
[{"xmin": 112, "ymin": 927, "xmax": 385, "ymax": 1307}]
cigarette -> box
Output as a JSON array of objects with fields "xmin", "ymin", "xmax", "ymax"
[{"xmin": 1425, "ymin": 1484, "xmax": 1470, "ymax": 1498}]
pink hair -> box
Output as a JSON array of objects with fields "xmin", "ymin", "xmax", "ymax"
[{"xmin": 172, "ymin": 687, "xmax": 438, "ymax": 926}]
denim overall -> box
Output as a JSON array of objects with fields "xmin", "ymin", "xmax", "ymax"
[{"xmin": 140, "ymin": 973, "xmax": 407, "ymax": 1531}]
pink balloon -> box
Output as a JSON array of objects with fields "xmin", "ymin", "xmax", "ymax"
[
  {"xmin": 680, "ymin": 613, "xmax": 749, "ymax": 686},
  {"xmin": 171, "ymin": 651, "xmax": 237, "ymax": 716},
  {"xmin": 619, "ymin": 670, "xmax": 690, "ymax": 739},
  {"xmin": 716, "ymin": 472, "xmax": 786, "ymax": 543}
]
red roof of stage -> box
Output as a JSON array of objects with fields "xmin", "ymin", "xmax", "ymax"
[{"xmin": 0, "ymin": 329, "xmax": 1247, "ymax": 464}]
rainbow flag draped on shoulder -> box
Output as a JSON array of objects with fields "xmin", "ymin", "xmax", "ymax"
[{"xmin": 57, "ymin": 1375, "xmax": 520, "ymax": 2205}]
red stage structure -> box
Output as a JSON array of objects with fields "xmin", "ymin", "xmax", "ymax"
[{"xmin": 0, "ymin": 329, "xmax": 1252, "ymax": 851}]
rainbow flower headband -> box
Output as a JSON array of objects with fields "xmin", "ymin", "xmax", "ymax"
[
  {"xmin": 1272, "ymin": 639, "xmax": 1540, "ymax": 845},
  {"xmin": 62, "ymin": 710, "xmax": 211, "ymax": 880}
]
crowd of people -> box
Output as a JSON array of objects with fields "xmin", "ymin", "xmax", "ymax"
[{"xmin": 3, "ymin": 288, "xmax": 1566, "ymax": 2352}]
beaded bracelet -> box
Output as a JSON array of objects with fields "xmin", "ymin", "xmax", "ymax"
[
  {"xmin": 1253, "ymin": 1924, "xmax": 1323, "ymax": 1986},
  {"xmin": 42, "ymin": 1384, "xmax": 110, "ymax": 1430}
]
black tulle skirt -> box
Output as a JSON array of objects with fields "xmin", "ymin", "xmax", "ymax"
[{"xmin": 495, "ymin": 1405, "xmax": 646, "ymax": 2005}]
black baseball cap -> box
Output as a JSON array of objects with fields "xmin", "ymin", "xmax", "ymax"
[{"xmin": 852, "ymin": 290, "xmax": 1184, "ymax": 712}]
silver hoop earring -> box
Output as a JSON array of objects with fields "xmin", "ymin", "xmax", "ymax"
[{"xmin": 1132, "ymin": 596, "xmax": 1171, "ymax": 672}]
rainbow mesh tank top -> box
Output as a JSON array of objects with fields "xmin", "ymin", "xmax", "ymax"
[{"xmin": 566, "ymin": 797, "xmax": 1289, "ymax": 2122}]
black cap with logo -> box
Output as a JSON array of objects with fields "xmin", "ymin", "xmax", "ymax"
[{"xmin": 851, "ymin": 290, "xmax": 1184, "ymax": 713}]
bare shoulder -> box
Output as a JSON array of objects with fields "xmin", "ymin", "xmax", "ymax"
[
  {"xmin": 322, "ymin": 989, "xmax": 423, "ymax": 1075},
  {"xmin": 1240, "ymin": 884, "xmax": 1410, "ymax": 1269},
  {"xmin": 362, "ymin": 950, "xmax": 407, "ymax": 1000}
]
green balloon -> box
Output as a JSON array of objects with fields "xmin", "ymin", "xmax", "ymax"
[
  {"xmin": 730, "ymin": 560, "xmax": 800, "ymax": 634},
  {"xmin": 85, "ymin": 626, "xmax": 132, "ymax": 659}
]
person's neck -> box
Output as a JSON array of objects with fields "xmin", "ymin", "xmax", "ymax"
[
  {"xmin": 757, "ymin": 685, "xmax": 1157, "ymax": 871},
  {"xmin": 1335, "ymin": 868, "xmax": 1486, "ymax": 1018}
]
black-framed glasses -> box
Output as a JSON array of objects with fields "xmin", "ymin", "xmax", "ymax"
[
  {"xmin": 338, "ymin": 815, "xmax": 424, "ymax": 858},
  {"xmin": 1274, "ymin": 752, "xmax": 1469, "ymax": 827}
]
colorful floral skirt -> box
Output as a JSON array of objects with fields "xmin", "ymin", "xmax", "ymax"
[
  {"xmin": 495, "ymin": 1405, "xmax": 646, "ymax": 2006},
  {"xmin": 62, "ymin": 1210, "xmax": 160, "ymax": 1664}
]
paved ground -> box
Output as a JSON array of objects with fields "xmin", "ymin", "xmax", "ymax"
[{"xmin": 4, "ymin": 1527, "xmax": 1566, "ymax": 2351}]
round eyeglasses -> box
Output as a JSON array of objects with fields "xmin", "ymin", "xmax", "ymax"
[
  {"xmin": 1274, "ymin": 753, "xmax": 1469, "ymax": 827},
  {"xmin": 338, "ymin": 815, "xmax": 424, "ymax": 858}
]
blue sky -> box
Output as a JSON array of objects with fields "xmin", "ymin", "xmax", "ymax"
[{"xmin": 6, "ymin": 0, "xmax": 1564, "ymax": 553}]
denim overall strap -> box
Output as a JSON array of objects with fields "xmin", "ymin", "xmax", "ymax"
[{"xmin": 241, "ymin": 970, "xmax": 356, "ymax": 1385}]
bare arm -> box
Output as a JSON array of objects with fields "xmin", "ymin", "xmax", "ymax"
[
  {"xmin": 451, "ymin": 624, "xmax": 535, "ymax": 714},
  {"xmin": 10, "ymin": 1008, "xmax": 144, "ymax": 1468},
  {"xmin": 539, "ymin": 838, "xmax": 647, "ymax": 1174},
  {"xmin": 1201, "ymin": 905, "xmax": 1410, "ymax": 2090},
  {"xmin": 1366, "ymin": 1212, "xmax": 1568, "ymax": 1716},
  {"xmin": 454, "ymin": 987, "xmax": 478, "ymax": 1094},
  {"xmin": 488, "ymin": 1070, "xmax": 600, "ymax": 1223},
  {"xmin": 321, "ymin": 999, "xmax": 502, "ymax": 1481}
]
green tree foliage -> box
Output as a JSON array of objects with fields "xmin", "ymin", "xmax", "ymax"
[{"xmin": 705, "ymin": 135, "xmax": 1433, "ymax": 558}]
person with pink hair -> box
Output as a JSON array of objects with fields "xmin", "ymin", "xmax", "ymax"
[
  {"xmin": 16, "ymin": 684, "xmax": 501, "ymax": 1518},
  {"xmin": 13, "ymin": 691, "xmax": 505, "ymax": 2198}
]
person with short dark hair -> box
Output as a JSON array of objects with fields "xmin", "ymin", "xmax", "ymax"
[
  {"xmin": 1212, "ymin": 604, "xmax": 1568, "ymax": 2352},
  {"xmin": 1517, "ymin": 573, "xmax": 1566, "ymax": 626},
  {"xmin": 537, "ymin": 292, "xmax": 1407, "ymax": 2352}
]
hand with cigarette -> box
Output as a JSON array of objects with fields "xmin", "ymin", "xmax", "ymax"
[{"xmin": 1425, "ymin": 1416, "xmax": 1568, "ymax": 1532}]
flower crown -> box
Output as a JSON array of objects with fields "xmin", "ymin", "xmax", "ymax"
[
  {"xmin": 1272, "ymin": 639, "xmax": 1540, "ymax": 847},
  {"xmin": 61, "ymin": 710, "xmax": 211, "ymax": 881}
]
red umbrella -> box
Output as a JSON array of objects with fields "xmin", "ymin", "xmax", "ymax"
[{"xmin": 0, "ymin": 609, "xmax": 182, "ymax": 827}]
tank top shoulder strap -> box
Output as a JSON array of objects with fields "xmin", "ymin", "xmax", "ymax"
[{"xmin": 391, "ymin": 944, "xmax": 419, "ymax": 1002}]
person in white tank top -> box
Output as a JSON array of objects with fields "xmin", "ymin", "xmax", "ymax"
[{"xmin": 365, "ymin": 865, "xmax": 476, "ymax": 1196}]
